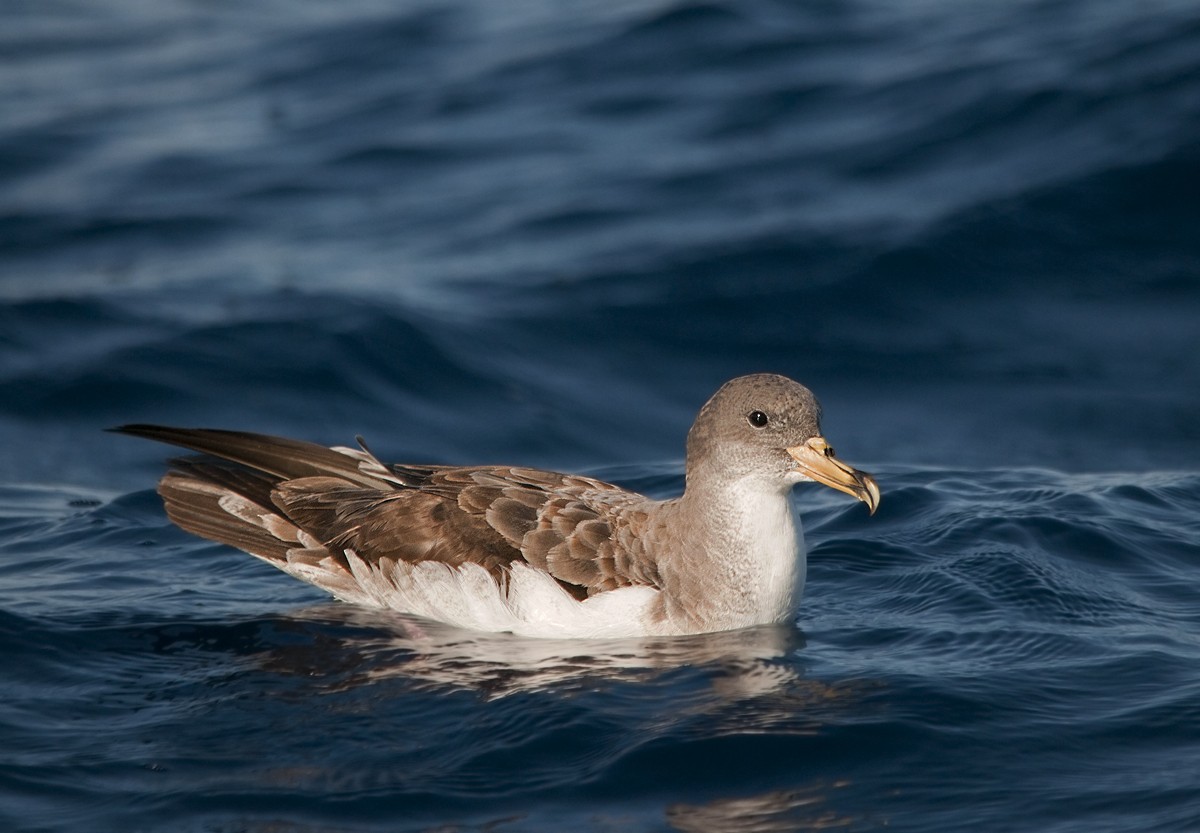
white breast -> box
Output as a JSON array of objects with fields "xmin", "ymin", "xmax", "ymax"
[{"xmin": 716, "ymin": 479, "xmax": 806, "ymax": 627}]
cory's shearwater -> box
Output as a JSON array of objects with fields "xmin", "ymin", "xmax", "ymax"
[{"xmin": 116, "ymin": 373, "xmax": 879, "ymax": 637}]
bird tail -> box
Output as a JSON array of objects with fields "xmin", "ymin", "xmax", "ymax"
[
  {"xmin": 110, "ymin": 425, "xmax": 392, "ymax": 487},
  {"xmin": 110, "ymin": 425, "xmax": 385, "ymax": 597}
]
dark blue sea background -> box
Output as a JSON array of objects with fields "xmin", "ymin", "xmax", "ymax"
[{"xmin": 3, "ymin": 1, "xmax": 1200, "ymax": 831}]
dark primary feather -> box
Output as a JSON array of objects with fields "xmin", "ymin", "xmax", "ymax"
[
  {"xmin": 114, "ymin": 425, "xmax": 393, "ymax": 487},
  {"xmin": 113, "ymin": 424, "xmax": 664, "ymax": 601}
]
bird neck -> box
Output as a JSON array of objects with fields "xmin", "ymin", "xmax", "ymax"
[{"xmin": 670, "ymin": 474, "xmax": 806, "ymax": 629}]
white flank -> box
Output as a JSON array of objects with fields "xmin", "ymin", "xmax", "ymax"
[{"xmin": 306, "ymin": 552, "xmax": 661, "ymax": 639}]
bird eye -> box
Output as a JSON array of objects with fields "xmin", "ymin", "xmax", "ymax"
[{"xmin": 747, "ymin": 410, "xmax": 769, "ymax": 428}]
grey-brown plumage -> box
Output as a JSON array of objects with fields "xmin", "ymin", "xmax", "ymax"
[{"xmin": 115, "ymin": 374, "xmax": 879, "ymax": 637}]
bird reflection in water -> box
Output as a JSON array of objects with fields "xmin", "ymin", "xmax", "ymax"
[
  {"xmin": 185, "ymin": 605, "xmax": 872, "ymax": 832},
  {"xmin": 244, "ymin": 603, "xmax": 813, "ymax": 699},
  {"xmin": 668, "ymin": 783, "xmax": 862, "ymax": 832}
]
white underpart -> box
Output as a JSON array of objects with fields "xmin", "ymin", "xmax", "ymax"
[
  {"xmin": 313, "ymin": 554, "xmax": 661, "ymax": 639},
  {"xmin": 714, "ymin": 475, "xmax": 806, "ymax": 628}
]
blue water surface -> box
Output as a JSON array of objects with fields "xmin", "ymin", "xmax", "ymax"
[{"xmin": 2, "ymin": 1, "xmax": 1200, "ymax": 831}]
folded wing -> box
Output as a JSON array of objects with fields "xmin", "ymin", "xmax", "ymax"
[{"xmin": 114, "ymin": 425, "xmax": 663, "ymax": 603}]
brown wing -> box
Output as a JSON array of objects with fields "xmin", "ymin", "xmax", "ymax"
[
  {"xmin": 271, "ymin": 465, "xmax": 664, "ymax": 600},
  {"xmin": 115, "ymin": 425, "xmax": 665, "ymax": 602}
]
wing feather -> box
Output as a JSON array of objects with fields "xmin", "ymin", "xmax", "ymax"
[{"xmin": 121, "ymin": 425, "xmax": 664, "ymax": 603}]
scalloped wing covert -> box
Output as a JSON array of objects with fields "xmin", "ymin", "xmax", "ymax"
[{"xmin": 271, "ymin": 466, "xmax": 664, "ymax": 600}]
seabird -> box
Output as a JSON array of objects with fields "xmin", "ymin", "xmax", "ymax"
[{"xmin": 115, "ymin": 374, "xmax": 879, "ymax": 637}]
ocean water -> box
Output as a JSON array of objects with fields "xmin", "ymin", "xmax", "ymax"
[{"xmin": 3, "ymin": 1, "xmax": 1200, "ymax": 831}]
